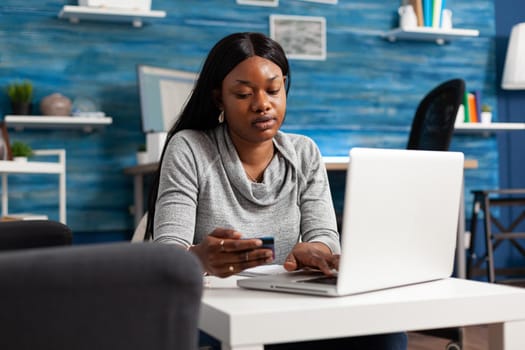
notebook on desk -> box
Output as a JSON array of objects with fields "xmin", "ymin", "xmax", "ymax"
[{"xmin": 237, "ymin": 147, "xmax": 464, "ymax": 297}]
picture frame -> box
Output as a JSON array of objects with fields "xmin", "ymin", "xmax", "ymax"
[
  {"xmin": 0, "ymin": 122, "xmax": 12, "ymax": 161},
  {"xmin": 236, "ymin": 0, "xmax": 278, "ymax": 7},
  {"xmin": 269, "ymin": 15, "xmax": 327, "ymax": 60}
]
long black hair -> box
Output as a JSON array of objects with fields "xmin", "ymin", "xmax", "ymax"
[{"xmin": 145, "ymin": 32, "xmax": 291, "ymax": 239}]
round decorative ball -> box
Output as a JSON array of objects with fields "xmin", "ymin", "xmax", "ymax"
[{"xmin": 40, "ymin": 93, "xmax": 72, "ymax": 116}]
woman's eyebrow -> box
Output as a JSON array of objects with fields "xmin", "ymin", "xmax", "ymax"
[{"xmin": 234, "ymin": 75, "xmax": 280, "ymax": 86}]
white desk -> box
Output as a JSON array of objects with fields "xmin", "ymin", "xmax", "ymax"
[
  {"xmin": 200, "ymin": 276, "xmax": 525, "ymax": 350},
  {"xmin": 0, "ymin": 150, "xmax": 66, "ymax": 224}
]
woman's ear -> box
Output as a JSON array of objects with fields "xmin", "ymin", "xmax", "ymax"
[{"xmin": 212, "ymin": 89, "xmax": 223, "ymax": 110}]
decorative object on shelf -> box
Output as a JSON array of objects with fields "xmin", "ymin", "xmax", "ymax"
[
  {"xmin": 441, "ymin": 9, "xmax": 452, "ymax": 30},
  {"xmin": 0, "ymin": 122, "xmax": 12, "ymax": 161},
  {"xmin": 40, "ymin": 93, "xmax": 72, "ymax": 116},
  {"xmin": 79, "ymin": 0, "xmax": 151, "ymax": 11},
  {"xmin": 385, "ymin": 1, "xmax": 478, "ymax": 45},
  {"xmin": 10, "ymin": 141, "xmax": 33, "ymax": 162},
  {"xmin": 481, "ymin": 104, "xmax": 492, "ymax": 124},
  {"xmin": 6, "ymin": 80, "xmax": 33, "ymax": 115},
  {"xmin": 136, "ymin": 144, "xmax": 148, "ymax": 165},
  {"xmin": 398, "ymin": 5, "xmax": 417, "ymax": 30},
  {"xmin": 71, "ymin": 96, "xmax": 104, "ymax": 117},
  {"xmin": 501, "ymin": 22, "xmax": 525, "ymax": 90}
]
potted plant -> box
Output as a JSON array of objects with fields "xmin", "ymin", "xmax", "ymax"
[
  {"xmin": 10, "ymin": 141, "xmax": 33, "ymax": 162},
  {"xmin": 136, "ymin": 144, "xmax": 148, "ymax": 165},
  {"xmin": 481, "ymin": 104, "xmax": 492, "ymax": 124},
  {"xmin": 6, "ymin": 80, "xmax": 33, "ymax": 115}
]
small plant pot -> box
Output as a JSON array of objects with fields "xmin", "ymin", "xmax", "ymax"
[
  {"xmin": 481, "ymin": 112, "xmax": 492, "ymax": 124},
  {"xmin": 136, "ymin": 151, "xmax": 148, "ymax": 165},
  {"xmin": 10, "ymin": 102, "xmax": 32, "ymax": 115}
]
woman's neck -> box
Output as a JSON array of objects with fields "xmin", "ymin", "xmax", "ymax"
[{"xmin": 235, "ymin": 140, "xmax": 275, "ymax": 183}]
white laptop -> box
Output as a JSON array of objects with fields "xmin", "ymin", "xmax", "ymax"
[{"xmin": 237, "ymin": 147, "xmax": 464, "ymax": 297}]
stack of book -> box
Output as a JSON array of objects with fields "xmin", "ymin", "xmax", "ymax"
[
  {"xmin": 457, "ymin": 90, "xmax": 487, "ymax": 124},
  {"xmin": 405, "ymin": 0, "xmax": 449, "ymax": 28}
]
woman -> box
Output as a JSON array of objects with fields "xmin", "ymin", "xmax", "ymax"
[{"xmin": 147, "ymin": 32, "xmax": 407, "ymax": 349}]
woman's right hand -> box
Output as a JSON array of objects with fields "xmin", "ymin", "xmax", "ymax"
[{"xmin": 189, "ymin": 228, "xmax": 274, "ymax": 277}]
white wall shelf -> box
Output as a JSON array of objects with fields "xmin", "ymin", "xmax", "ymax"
[
  {"xmin": 58, "ymin": 5, "xmax": 166, "ymax": 28},
  {"xmin": 383, "ymin": 27, "xmax": 480, "ymax": 45},
  {"xmin": 454, "ymin": 122, "xmax": 525, "ymax": 134},
  {"xmin": 0, "ymin": 149, "xmax": 66, "ymax": 224},
  {"xmin": 4, "ymin": 115, "xmax": 113, "ymax": 132}
]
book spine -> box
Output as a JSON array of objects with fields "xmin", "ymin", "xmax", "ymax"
[
  {"xmin": 473, "ymin": 90, "xmax": 482, "ymax": 121},
  {"xmin": 423, "ymin": 0, "xmax": 432, "ymax": 27},
  {"xmin": 410, "ymin": 0, "xmax": 424, "ymax": 27},
  {"xmin": 468, "ymin": 92, "xmax": 479, "ymax": 123},
  {"xmin": 440, "ymin": 0, "xmax": 447, "ymax": 27},
  {"xmin": 463, "ymin": 90, "xmax": 470, "ymax": 123},
  {"xmin": 432, "ymin": 0, "xmax": 442, "ymax": 28}
]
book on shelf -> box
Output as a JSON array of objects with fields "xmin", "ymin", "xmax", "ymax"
[
  {"xmin": 460, "ymin": 88, "xmax": 488, "ymax": 123},
  {"xmin": 404, "ymin": 0, "xmax": 449, "ymax": 29},
  {"xmin": 440, "ymin": 0, "xmax": 447, "ymax": 27},
  {"xmin": 473, "ymin": 90, "xmax": 483, "ymax": 122},
  {"xmin": 468, "ymin": 92, "xmax": 478, "ymax": 123},
  {"xmin": 462, "ymin": 90, "xmax": 470, "ymax": 123},
  {"xmin": 1, "ymin": 213, "xmax": 49, "ymax": 221},
  {"xmin": 423, "ymin": 0, "xmax": 432, "ymax": 27},
  {"xmin": 408, "ymin": 0, "xmax": 424, "ymax": 27},
  {"xmin": 432, "ymin": 0, "xmax": 442, "ymax": 28}
]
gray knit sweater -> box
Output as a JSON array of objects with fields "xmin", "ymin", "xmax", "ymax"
[{"xmin": 153, "ymin": 124, "xmax": 340, "ymax": 264}]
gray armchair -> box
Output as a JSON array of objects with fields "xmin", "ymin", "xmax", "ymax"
[{"xmin": 0, "ymin": 221, "xmax": 203, "ymax": 350}]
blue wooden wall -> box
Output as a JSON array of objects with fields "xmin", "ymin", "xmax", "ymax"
[{"xmin": 0, "ymin": 0, "xmax": 497, "ymax": 240}]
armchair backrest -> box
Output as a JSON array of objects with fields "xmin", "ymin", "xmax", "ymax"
[
  {"xmin": 0, "ymin": 220, "xmax": 72, "ymax": 251},
  {"xmin": 0, "ymin": 242, "xmax": 203, "ymax": 350}
]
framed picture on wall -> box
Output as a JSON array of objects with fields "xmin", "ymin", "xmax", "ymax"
[
  {"xmin": 236, "ymin": 0, "xmax": 278, "ymax": 7},
  {"xmin": 0, "ymin": 122, "xmax": 12, "ymax": 161},
  {"xmin": 298, "ymin": 0, "xmax": 337, "ymax": 4},
  {"xmin": 270, "ymin": 15, "xmax": 326, "ymax": 60}
]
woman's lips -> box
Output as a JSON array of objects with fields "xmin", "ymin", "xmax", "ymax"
[{"xmin": 252, "ymin": 116, "xmax": 276, "ymax": 130}]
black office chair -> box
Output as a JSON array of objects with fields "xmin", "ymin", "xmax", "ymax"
[
  {"xmin": 0, "ymin": 221, "xmax": 203, "ymax": 350},
  {"xmin": 407, "ymin": 78, "xmax": 465, "ymax": 151},
  {"xmin": 407, "ymin": 78, "xmax": 465, "ymax": 350}
]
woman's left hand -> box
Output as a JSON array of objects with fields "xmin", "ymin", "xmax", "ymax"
[{"xmin": 283, "ymin": 242, "xmax": 339, "ymax": 276}]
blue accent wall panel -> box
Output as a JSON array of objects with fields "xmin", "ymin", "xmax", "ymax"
[{"xmin": 0, "ymin": 0, "xmax": 497, "ymax": 237}]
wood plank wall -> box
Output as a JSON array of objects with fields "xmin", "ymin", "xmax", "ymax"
[{"xmin": 0, "ymin": 0, "xmax": 496, "ymax": 240}]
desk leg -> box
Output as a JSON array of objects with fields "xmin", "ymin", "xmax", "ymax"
[
  {"xmin": 222, "ymin": 344, "xmax": 263, "ymax": 350},
  {"xmin": 133, "ymin": 174, "xmax": 144, "ymax": 227},
  {"xmin": 489, "ymin": 320, "xmax": 525, "ymax": 350},
  {"xmin": 1, "ymin": 174, "xmax": 7, "ymax": 216},
  {"xmin": 456, "ymin": 176, "xmax": 466, "ymax": 278},
  {"xmin": 59, "ymin": 167, "xmax": 66, "ymax": 224}
]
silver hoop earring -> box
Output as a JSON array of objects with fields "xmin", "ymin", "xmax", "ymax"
[{"xmin": 218, "ymin": 110, "xmax": 224, "ymax": 123}]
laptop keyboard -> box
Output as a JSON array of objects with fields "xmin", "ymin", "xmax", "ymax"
[{"xmin": 298, "ymin": 276, "xmax": 338, "ymax": 285}]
